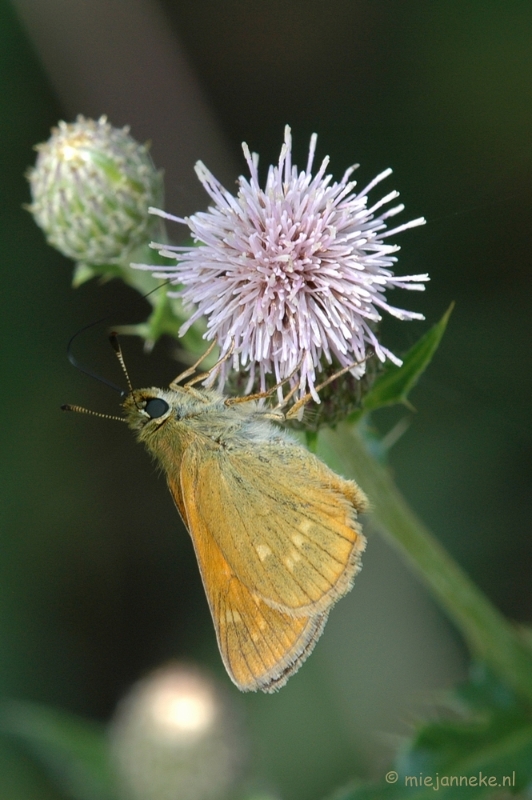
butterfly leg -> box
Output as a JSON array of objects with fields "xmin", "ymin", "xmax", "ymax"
[
  {"xmin": 284, "ymin": 354, "xmax": 373, "ymax": 420},
  {"xmin": 225, "ymin": 358, "xmax": 304, "ymax": 407},
  {"xmin": 177, "ymin": 340, "xmax": 236, "ymax": 389},
  {"xmin": 170, "ymin": 339, "xmax": 218, "ymax": 387}
]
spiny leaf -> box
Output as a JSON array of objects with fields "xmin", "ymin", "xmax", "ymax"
[
  {"xmin": 351, "ymin": 303, "xmax": 454, "ymax": 420},
  {"xmin": 328, "ymin": 664, "xmax": 532, "ymax": 799}
]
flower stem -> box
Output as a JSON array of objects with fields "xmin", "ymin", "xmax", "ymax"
[{"xmin": 317, "ymin": 422, "xmax": 532, "ymax": 704}]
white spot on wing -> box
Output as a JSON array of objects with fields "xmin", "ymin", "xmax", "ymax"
[{"xmin": 256, "ymin": 543, "xmax": 272, "ymax": 561}]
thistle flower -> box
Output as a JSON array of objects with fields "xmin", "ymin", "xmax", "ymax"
[
  {"xmin": 28, "ymin": 116, "xmax": 163, "ymax": 269},
  {"xmin": 136, "ymin": 126, "xmax": 428, "ymax": 401}
]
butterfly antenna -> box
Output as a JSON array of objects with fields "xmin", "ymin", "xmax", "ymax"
[
  {"xmin": 61, "ymin": 404, "xmax": 126, "ymax": 423},
  {"xmin": 67, "ymin": 318, "xmax": 125, "ymax": 395},
  {"xmin": 109, "ymin": 332, "xmax": 134, "ymax": 395}
]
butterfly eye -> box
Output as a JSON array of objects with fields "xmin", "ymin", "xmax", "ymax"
[{"xmin": 144, "ymin": 398, "xmax": 169, "ymax": 419}]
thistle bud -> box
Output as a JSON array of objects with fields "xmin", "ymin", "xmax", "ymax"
[
  {"xmin": 108, "ymin": 663, "xmax": 246, "ymax": 800},
  {"xmin": 27, "ymin": 116, "xmax": 163, "ymax": 269}
]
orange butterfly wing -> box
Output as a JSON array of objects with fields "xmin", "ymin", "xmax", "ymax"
[
  {"xmin": 178, "ymin": 441, "xmax": 366, "ymax": 616},
  {"xmin": 167, "ymin": 446, "xmax": 330, "ymax": 692}
]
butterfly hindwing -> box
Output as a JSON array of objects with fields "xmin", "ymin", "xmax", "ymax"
[
  {"xmin": 167, "ymin": 450, "xmax": 330, "ymax": 692},
  {"xmin": 176, "ymin": 441, "xmax": 366, "ymax": 617}
]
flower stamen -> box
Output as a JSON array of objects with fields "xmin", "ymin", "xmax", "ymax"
[{"xmin": 133, "ymin": 127, "xmax": 428, "ymax": 404}]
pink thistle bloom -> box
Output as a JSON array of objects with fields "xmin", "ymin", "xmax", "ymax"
[{"xmin": 135, "ymin": 126, "xmax": 428, "ymax": 400}]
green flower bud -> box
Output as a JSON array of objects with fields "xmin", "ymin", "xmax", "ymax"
[
  {"xmin": 108, "ymin": 663, "xmax": 246, "ymax": 800},
  {"xmin": 27, "ymin": 115, "xmax": 164, "ymax": 268}
]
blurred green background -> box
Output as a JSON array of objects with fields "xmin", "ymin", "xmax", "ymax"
[{"xmin": 1, "ymin": 1, "xmax": 531, "ymax": 797}]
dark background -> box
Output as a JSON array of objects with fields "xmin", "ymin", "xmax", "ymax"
[{"xmin": 1, "ymin": 1, "xmax": 531, "ymax": 797}]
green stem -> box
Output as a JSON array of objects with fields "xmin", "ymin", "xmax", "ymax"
[
  {"xmin": 118, "ymin": 239, "xmax": 172, "ymax": 303},
  {"xmin": 317, "ymin": 422, "xmax": 532, "ymax": 704}
]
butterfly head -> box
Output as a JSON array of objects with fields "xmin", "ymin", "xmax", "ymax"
[{"xmin": 122, "ymin": 388, "xmax": 173, "ymax": 433}]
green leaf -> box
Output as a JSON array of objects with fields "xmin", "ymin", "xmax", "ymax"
[
  {"xmin": 72, "ymin": 262, "xmax": 98, "ymax": 287},
  {"xmin": 71, "ymin": 261, "xmax": 126, "ymax": 287},
  {"xmin": 351, "ymin": 303, "xmax": 454, "ymax": 420},
  {"xmin": 0, "ymin": 700, "xmax": 117, "ymax": 800},
  {"xmin": 328, "ymin": 665, "xmax": 532, "ymax": 800},
  {"xmin": 116, "ymin": 290, "xmax": 182, "ymax": 346},
  {"xmin": 398, "ymin": 665, "xmax": 532, "ymax": 788},
  {"xmin": 115, "ymin": 291, "xmax": 212, "ymax": 363}
]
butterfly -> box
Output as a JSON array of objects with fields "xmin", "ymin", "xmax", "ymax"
[{"xmin": 63, "ymin": 337, "xmax": 368, "ymax": 692}]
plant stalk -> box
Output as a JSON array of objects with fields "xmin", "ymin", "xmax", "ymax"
[{"xmin": 317, "ymin": 422, "xmax": 532, "ymax": 704}]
